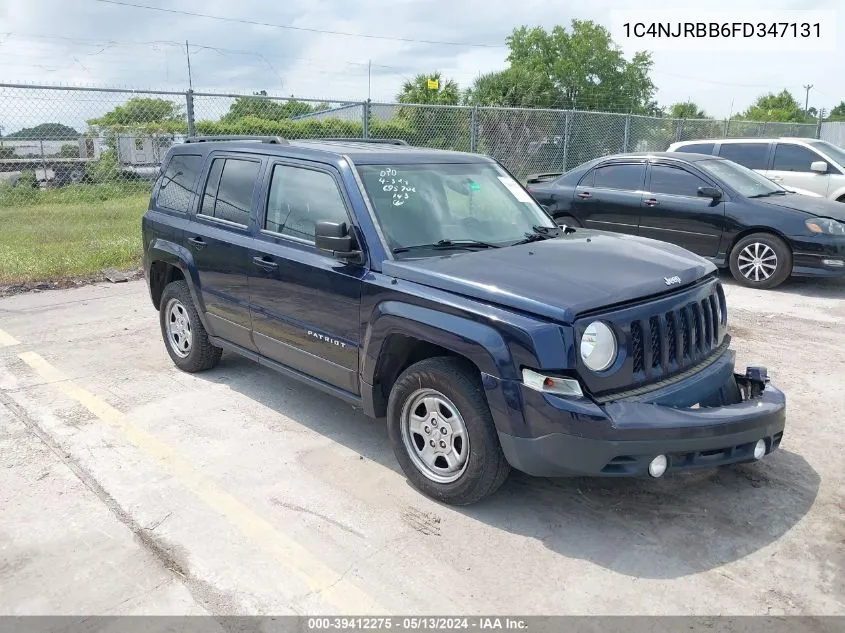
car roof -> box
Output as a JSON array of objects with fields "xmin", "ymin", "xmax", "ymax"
[
  {"xmin": 674, "ymin": 137, "xmax": 818, "ymax": 145},
  {"xmin": 597, "ymin": 151, "xmax": 721, "ymax": 163},
  {"xmin": 169, "ymin": 138, "xmax": 493, "ymax": 165}
]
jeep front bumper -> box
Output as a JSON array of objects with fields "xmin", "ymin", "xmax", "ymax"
[{"xmin": 493, "ymin": 351, "xmax": 786, "ymax": 478}]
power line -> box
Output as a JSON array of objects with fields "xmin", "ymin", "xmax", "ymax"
[{"xmin": 90, "ymin": 0, "xmax": 507, "ymax": 48}]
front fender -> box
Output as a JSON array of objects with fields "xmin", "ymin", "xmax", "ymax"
[
  {"xmin": 361, "ymin": 300, "xmax": 526, "ymax": 434},
  {"xmin": 145, "ymin": 239, "xmax": 210, "ymax": 331}
]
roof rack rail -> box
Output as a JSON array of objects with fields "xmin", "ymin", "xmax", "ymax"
[
  {"xmin": 311, "ymin": 138, "xmax": 409, "ymax": 146},
  {"xmin": 184, "ymin": 135, "xmax": 288, "ymax": 145}
]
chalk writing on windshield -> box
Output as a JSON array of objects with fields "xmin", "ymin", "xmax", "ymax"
[{"xmin": 379, "ymin": 168, "xmax": 417, "ymax": 206}]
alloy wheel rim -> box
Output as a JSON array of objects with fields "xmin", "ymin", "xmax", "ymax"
[
  {"xmin": 738, "ymin": 242, "xmax": 778, "ymax": 282},
  {"xmin": 400, "ymin": 388, "xmax": 470, "ymax": 484},
  {"xmin": 165, "ymin": 298, "xmax": 193, "ymax": 358}
]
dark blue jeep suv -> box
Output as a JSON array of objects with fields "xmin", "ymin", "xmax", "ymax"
[{"xmin": 142, "ymin": 136, "xmax": 786, "ymax": 505}]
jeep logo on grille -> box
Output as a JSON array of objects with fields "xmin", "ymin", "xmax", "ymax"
[{"xmin": 664, "ymin": 275, "xmax": 682, "ymax": 286}]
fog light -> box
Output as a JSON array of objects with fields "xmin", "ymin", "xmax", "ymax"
[
  {"xmin": 753, "ymin": 439, "xmax": 766, "ymax": 460},
  {"xmin": 648, "ymin": 454, "xmax": 668, "ymax": 478},
  {"xmin": 822, "ymin": 259, "xmax": 844, "ymax": 268}
]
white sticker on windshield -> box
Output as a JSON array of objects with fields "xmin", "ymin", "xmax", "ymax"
[
  {"xmin": 379, "ymin": 168, "xmax": 417, "ymax": 206},
  {"xmin": 497, "ymin": 176, "xmax": 533, "ymax": 203}
]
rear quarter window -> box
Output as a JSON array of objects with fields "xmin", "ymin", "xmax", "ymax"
[
  {"xmin": 675, "ymin": 143, "xmax": 715, "ymax": 155},
  {"xmin": 157, "ymin": 154, "xmax": 202, "ymax": 212}
]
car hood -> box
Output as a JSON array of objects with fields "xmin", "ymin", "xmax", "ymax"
[
  {"xmin": 756, "ymin": 193, "xmax": 845, "ymax": 220},
  {"xmin": 382, "ymin": 231, "xmax": 716, "ymax": 323}
]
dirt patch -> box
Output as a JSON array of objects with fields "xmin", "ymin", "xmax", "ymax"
[{"xmin": 0, "ymin": 267, "xmax": 143, "ymax": 298}]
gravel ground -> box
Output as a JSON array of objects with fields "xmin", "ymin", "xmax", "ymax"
[{"xmin": 0, "ymin": 274, "xmax": 842, "ymax": 616}]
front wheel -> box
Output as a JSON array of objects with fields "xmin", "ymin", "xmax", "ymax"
[
  {"xmin": 729, "ymin": 233, "xmax": 792, "ymax": 289},
  {"xmin": 387, "ymin": 357, "xmax": 510, "ymax": 505}
]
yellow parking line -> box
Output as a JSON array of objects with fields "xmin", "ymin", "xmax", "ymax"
[
  {"xmin": 0, "ymin": 329, "xmax": 20, "ymax": 347},
  {"xmin": 18, "ymin": 350, "xmax": 383, "ymax": 614}
]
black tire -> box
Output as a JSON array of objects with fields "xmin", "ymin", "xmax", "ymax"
[
  {"xmin": 729, "ymin": 233, "xmax": 792, "ymax": 289},
  {"xmin": 387, "ymin": 357, "xmax": 510, "ymax": 505},
  {"xmin": 554, "ymin": 214, "xmax": 582, "ymax": 229},
  {"xmin": 159, "ymin": 280, "xmax": 222, "ymax": 372}
]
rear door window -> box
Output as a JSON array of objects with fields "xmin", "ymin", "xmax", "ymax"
[
  {"xmin": 718, "ymin": 143, "xmax": 770, "ymax": 170},
  {"xmin": 157, "ymin": 154, "xmax": 202, "ymax": 212},
  {"xmin": 592, "ymin": 163, "xmax": 646, "ymax": 191},
  {"xmin": 199, "ymin": 157, "xmax": 261, "ymax": 226}
]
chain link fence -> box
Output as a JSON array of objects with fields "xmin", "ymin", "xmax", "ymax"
[{"xmin": 0, "ymin": 82, "xmax": 824, "ymax": 207}]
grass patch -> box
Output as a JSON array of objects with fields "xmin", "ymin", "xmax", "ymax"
[{"xmin": 0, "ymin": 193, "xmax": 148, "ymax": 285}]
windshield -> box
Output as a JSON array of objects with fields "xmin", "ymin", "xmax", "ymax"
[
  {"xmin": 697, "ymin": 159, "xmax": 786, "ymax": 197},
  {"xmin": 808, "ymin": 140, "xmax": 845, "ymax": 168},
  {"xmin": 356, "ymin": 162, "xmax": 555, "ymax": 253}
]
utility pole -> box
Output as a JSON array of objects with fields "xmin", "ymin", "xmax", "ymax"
[
  {"xmin": 803, "ymin": 84, "xmax": 813, "ymax": 112},
  {"xmin": 186, "ymin": 40, "xmax": 194, "ymax": 91},
  {"xmin": 367, "ymin": 59, "xmax": 371, "ymax": 102}
]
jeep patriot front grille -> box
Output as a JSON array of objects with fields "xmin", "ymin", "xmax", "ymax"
[{"xmin": 631, "ymin": 283, "xmax": 725, "ymax": 377}]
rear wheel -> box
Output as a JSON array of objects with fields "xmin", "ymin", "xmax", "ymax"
[
  {"xmin": 159, "ymin": 280, "xmax": 222, "ymax": 372},
  {"xmin": 387, "ymin": 357, "xmax": 510, "ymax": 505},
  {"xmin": 729, "ymin": 233, "xmax": 792, "ymax": 289}
]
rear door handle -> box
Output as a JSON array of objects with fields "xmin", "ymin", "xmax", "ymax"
[
  {"xmin": 188, "ymin": 237, "xmax": 206, "ymax": 249},
  {"xmin": 252, "ymin": 256, "xmax": 278, "ymax": 271},
  {"xmin": 644, "ymin": 198, "xmax": 659, "ymax": 207},
  {"xmin": 577, "ymin": 191, "xmax": 592, "ymax": 199}
]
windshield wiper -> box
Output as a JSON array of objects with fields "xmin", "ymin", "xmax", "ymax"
[
  {"xmin": 392, "ymin": 239, "xmax": 500, "ymax": 254},
  {"xmin": 511, "ymin": 225, "xmax": 564, "ymax": 246},
  {"xmin": 748, "ymin": 190, "xmax": 788, "ymax": 198}
]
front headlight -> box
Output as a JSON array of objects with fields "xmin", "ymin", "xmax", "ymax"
[
  {"xmin": 806, "ymin": 217, "xmax": 845, "ymax": 235},
  {"xmin": 580, "ymin": 321, "xmax": 617, "ymax": 372}
]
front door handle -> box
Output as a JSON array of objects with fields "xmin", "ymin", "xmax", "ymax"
[
  {"xmin": 644, "ymin": 198, "xmax": 659, "ymax": 207},
  {"xmin": 577, "ymin": 191, "xmax": 592, "ymax": 200},
  {"xmin": 252, "ymin": 256, "xmax": 278, "ymax": 271},
  {"xmin": 188, "ymin": 237, "xmax": 206, "ymax": 249},
  {"xmin": 769, "ymin": 175, "xmax": 783, "ymax": 182}
]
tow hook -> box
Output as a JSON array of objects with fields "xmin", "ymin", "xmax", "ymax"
[{"xmin": 745, "ymin": 366, "xmax": 769, "ymax": 399}]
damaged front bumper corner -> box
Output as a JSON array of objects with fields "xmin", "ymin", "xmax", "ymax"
[{"xmin": 496, "ymin": 350, "xmax": 786, "ymax": 478}]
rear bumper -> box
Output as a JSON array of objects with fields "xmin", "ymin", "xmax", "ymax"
[{"xmin": 494, "ymin": 354, "xmax": 786, "ymax": 477}]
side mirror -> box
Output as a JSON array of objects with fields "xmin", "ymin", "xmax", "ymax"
[
  {"xmin": 698, "ymin": 186, "xmax": 722, "ymax": 199},
  {"xmin": 315, "ymin": 221, "xmax": 361, "ymax": 260},
  {"xmin": 810, "ymin": 160, "xmax": 828, "ymax": 173}
]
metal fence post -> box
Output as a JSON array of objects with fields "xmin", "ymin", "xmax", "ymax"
[
  {"xmin": 561, "ymin": 111, "xmax": 571, "ymax": 172},
  {"xmin": 674, "ymin": 119, "xmax": 684, "ymax": 143},
  {"xmin": 470, "ymin": 105, "xmax": 479, "ymax": 153},
  {"xmin": 724, "ymin": 118, "xmax": 730, "ymax": 137},
  {"xmin": 816, "ymin": 111, "xmax": 823, "ymax": 139},
  {"xmin": 185, "ymin": 90, "xmax": 196, "ymax": 137},
  {"xmin": 622, "ymin": 114, "xmax": 631, "ymax": 152},
  {"xmin": 39, "ymin": 139, "xmax": 46, "ymax": 183},
  {"xmin": 362, "ymin": 99, "xmax": 371, "ymax": 139}
]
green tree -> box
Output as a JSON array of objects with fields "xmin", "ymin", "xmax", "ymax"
[
  {"xmin": 738, "ymin": 90, "xmax": 813, "ymax": 123},
  {"xmin": 5, "ymin": 123, "xmax": 79, "ymax": 140},
  {"xmin": 88, "ymin": 97, "xmax": 183, "ymax": 127},
  {"xmin": 396, "ymin": 72, "xmax": 460, "ymax": 105},
  {"xmin": 667, "ymin": 101, "xmax": 709, "ymax": 119},
  {"xmin": 463, "ymin": 67, "xmax": 558, "ymax": 107},
  {"xmin": 501, "ymin": 20, "xmax": 655, "ymax": 112},
  {"xmin": 826, "ymin": 101, "xmax": 845, "ymax": 121},
  {"xmin": 221, "ymin": 91, "xmax": 321, "ymax": 122}
]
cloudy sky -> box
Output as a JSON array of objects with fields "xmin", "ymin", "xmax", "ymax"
[{"xmin": 0, "ymin": 0, "xmax": 842, "ymax": 133}]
